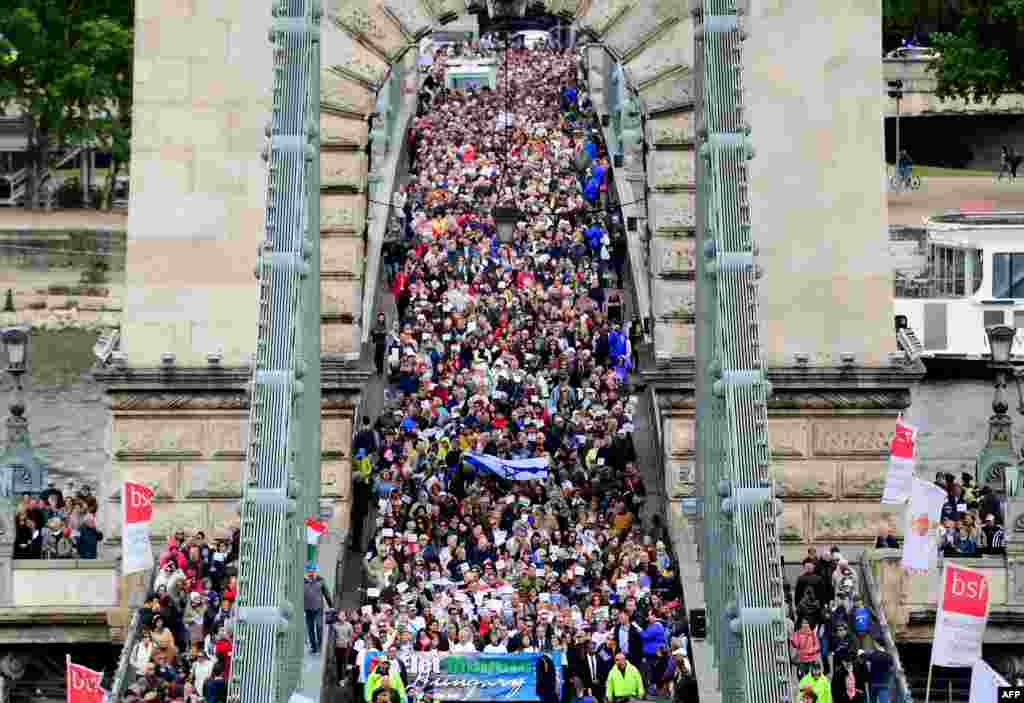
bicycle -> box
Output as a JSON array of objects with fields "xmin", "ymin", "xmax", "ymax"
[{"xmin": 889, "ymin": 171, "xmax": 921, "ymax": 191}]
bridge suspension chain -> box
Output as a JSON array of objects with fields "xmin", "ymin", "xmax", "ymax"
[
  {"xmin": 695, "ymin": 2, "xmax": 795, "ymax": 701},
  {"xmin": 228, "ymin": 1, "xmax": 322, "ymax": 702}
]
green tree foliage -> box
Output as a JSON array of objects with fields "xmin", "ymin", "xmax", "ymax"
[
  {"xmin": 0, "ymin": 1, "xmax": 133, "ymax": 210},
  {"xmin": 884, "ymin": 0, "xmax": 1024, "ymax": 103}
]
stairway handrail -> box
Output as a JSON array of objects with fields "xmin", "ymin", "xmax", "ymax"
[
  {"xmin": 108, "ymin": 566, "xmax": 159, "ymax": 703},
  {"xmin": 859, "ymin": 551, "xmax": 914, "ymax": 703}
]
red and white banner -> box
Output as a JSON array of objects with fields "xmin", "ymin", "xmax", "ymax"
[
  {"xmin": 66, "ymin": 657, "xmax": 105, "ymax": 703},
  {"xmin": 122, "ymin": 481, "xmax": 155, "ymax": 576},
  {"xmin": 305, "ymin": 517, "xmax": 328, "ymax": 545},
  {"xmin": 882, "ymin": 418, "xmax": 918, "ymax": 504},
  {"xmin": 969, "ymin": 659, "xmax": 1009, "ymax": 703},
  {"xmin": 932, "ymin": 562, "xmax": 991, "ymax": 668},
  {"xmin": 900, "ymin": 477, "xmax": 947, "ymax": 571}
]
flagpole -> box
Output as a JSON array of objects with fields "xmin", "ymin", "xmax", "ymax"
[{"xmin": 924, "ymin": 663, "xmax": 934, "ymax": 703}]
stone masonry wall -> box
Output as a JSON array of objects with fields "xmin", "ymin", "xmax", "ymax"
[
  {"xmin": 102, "ymin": 391, "xmax": 357, "ymax": 544},
  {"xmin": 663, "ymin": 406, "xmax": 905, "ymax": 556}
]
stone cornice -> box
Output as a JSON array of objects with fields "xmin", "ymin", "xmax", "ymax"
[
  {"xmin": 96, "ymin": 363, "xmax": 373, "ymax": 403},
  {"xmin": 645, "ymin": 361, "xmax": 925, "ymax": 389},
  {"xmin": 648, "ymin": 361, "xmax": 923, "ymax": 412},
  {"xmin": 655, "ymin": 390, "xmax": 913, "ymax": 412}
]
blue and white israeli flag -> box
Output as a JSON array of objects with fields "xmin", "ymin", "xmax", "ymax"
[{"xmin": 465, "ymin": 453, "xmax": 550, "ymax": 481}]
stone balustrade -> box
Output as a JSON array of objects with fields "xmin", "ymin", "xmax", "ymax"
[
  {"xmin": 10, "ymin": 559, "xmax": 119, "ymax": 608},
  {"xmin": 883, "ymin": 58, "xmax": 1024, "ymax": 116},
  {"xmin": 0, "ymin": 559, "xmax": 135, "ymax": 644},
  {"xmin": 867, "ymin": 549, "xmax": 1024, "ymax": 643}
]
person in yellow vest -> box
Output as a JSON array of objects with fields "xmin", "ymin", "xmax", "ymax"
[
  {"xmin": 798, "ymin": 661, "xmax": 831, "ymax": 703},
  {"xmin": 605, "ymin": 652, "xmax": 644, "ymax": 703},
  {"xmin": 365, "ymin": 658, "xmax": 406, "ymax": 703}
]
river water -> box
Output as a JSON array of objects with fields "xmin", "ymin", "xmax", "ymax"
[{"xmin": 10, "ymin": 328, "xmax": 109, "ymax": 488}]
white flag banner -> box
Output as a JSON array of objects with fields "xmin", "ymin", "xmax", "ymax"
[
  {"xmin": 882, "ymin": 418, "xmax": 918, "ymax": 504},
  {"xmin": 901, "ymin": 477, "xmax": 947, "ymax": 571},
  {"xmin": 932, "ymin": 562, "xmax": 991, "ymax": 668},
  {"xmin": 122, "ymin": 481, "xmax": 155, "ymax": 576},
  {"xmin": 969, "ymin": 659, "xmax": 1009, "ymax": 703}
]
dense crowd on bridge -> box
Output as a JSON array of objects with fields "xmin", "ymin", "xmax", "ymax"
[
  {"xmin": 118, "ymin": 527, "xmax": 242, "ymax": 703},
  {"xmin": 343, "ymin": 38, "xmax": 699, "ymax": 703}
]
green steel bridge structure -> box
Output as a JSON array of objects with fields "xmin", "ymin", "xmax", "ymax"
[
  {"xmin": 108, "ymin": 1, "xmax": 800, "ymax": 702},
  {"xmin": 694, "ymin": 3, "xmax": 796, "ymax": 702}
]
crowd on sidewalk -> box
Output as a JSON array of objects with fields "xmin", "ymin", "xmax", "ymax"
[
  {"xmin": 13, "ymin": 479, "xmax": 103, "ymax": 559},
  {"xmin": 345, "ymin": 38, "xmax": 699, "ymax": 703}
]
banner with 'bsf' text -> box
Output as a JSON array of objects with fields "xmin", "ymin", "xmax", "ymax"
[
  {"xmin": 882, "ymin": 418, "xmax": 917, "ymax": 504},
  {"xmin": 66, "ymin": 656, "xmax": 105, "ymax": 703},
  {"xmin": 932, "ymin": 562, "xmax": 991, "ymax": 668},
  {"xmin": 122, "ymin": 481, "xmax": 155, "ymax": 576}
]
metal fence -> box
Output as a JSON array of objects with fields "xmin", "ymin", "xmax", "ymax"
[
  {"xmin": 107, "ymin": 568, "xmax": 160, "ymax": 703},
  {"xmin": 694, "ymin": 3, "xmax": 796, "ymax": 702},
  {"xmin": 227, "ymin": 1, "xmax": 322, "ymax": 702}
]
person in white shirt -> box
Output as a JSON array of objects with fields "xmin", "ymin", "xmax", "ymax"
[
  {"xmin": 130, "ymin": 630, "xmax": 155, "ymax": 671},
  {"xmin": 482, "ymin": 630, "xmax": 507, "ymax": 654},
  {"xmin": 450, "ymin": 627, "xmax": 478, "ymax": 653}
]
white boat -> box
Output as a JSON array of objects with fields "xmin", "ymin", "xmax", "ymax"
[{"xmin": 893, "ymin": 211, "xmax": 1024, "ymax": 374}]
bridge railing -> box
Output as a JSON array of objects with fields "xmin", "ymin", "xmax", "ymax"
[
  {"xmin": 108, "ymin": 567, "xmax": 159, "ymax": 703},
  {"xmin": 859, "ymin": 551, "xmax": 915, "ymax": 703}
]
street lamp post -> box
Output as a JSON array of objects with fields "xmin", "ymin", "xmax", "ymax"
[
  {"xmin": 0, "ymin": 326, "xmax": 48, "ymax": 500},
  {"xmin": 978, "ymin": 325, "xmax": 1024, "ymax": 609},
  {"xmin": 978, "ymin": 325, "xmax": 1018, "ymax": 500},
  {"xmin": 1, "ymin": 327, "xmax": 28, "ymax": 391}
]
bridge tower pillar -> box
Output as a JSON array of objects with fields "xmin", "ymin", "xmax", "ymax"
[{"xmin": 99, "ymin": 0, "xmax": 369, "ymax": 569}]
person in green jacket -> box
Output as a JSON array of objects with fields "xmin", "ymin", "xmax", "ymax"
[
  {"xmin": 365, "ymin": 658, "xmax": 407, "ymax": 703},
  {"xmin": 605, "ymin": 653, "xmax": 644, "ymax": 703},
  {"xmin": 798, "ymin": 661, "xmax": 832, "ymax": 703}
]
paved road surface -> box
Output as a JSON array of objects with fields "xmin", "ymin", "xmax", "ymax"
[{"xmin": 888, "ymin": 176, "xmax": 1024, "ymax": 225}]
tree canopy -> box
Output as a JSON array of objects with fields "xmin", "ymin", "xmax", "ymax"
[
  {"xmin": 0, "ymin": 0, "xmax": 133, "ymax": 208},
  {"xmin": 884, "ymin": 0, "xmax": 1024, "ymax": 104}
]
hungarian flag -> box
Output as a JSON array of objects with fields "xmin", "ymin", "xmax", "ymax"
[
  {"xmin": 305, "ymin": 517, "xmax": 328, "ymax": 545},
  {"xmin": 66, "ymin": 657, "xmax": 105, "ymax": 703}
]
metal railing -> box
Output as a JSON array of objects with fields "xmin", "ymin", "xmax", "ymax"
[
  {"xmin": 859, "ymin": 553, "xmax": 914, "ymax": 703},
  {"xmin": 107, "ymin": 567, "xmax": 159, "ymax": 703},
  {"xmin": 894, "ymin": 274, "xmax": 976, "ymax": 299},
  {"xmin": 227, "ymin": 1, "xmax": 322, "ymax": 702},
  {"xmin": 695, "ymin": 3, "xmax": 795, "ymax": 702}
]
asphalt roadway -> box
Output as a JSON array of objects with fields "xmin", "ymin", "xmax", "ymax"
[{"xmin": 888, "ymin": 176, "xmax": 1024, "ymax": 225}]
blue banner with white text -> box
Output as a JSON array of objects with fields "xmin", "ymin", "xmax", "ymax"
[{"xmin": 362, "ymin": 651, "xmax": 563, "ymax": 702}]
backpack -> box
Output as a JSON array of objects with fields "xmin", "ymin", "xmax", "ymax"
[{"xmin": 853, "ymin": 607, "xmax": 870, "ymax": 635}]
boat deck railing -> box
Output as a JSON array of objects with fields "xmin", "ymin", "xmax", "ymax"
[{"xmin": 894, "ymin": 274, "xmax": 972, "ymax": 299}]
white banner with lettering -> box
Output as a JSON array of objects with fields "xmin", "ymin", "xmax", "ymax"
[
  {"xmin": 122, "ymin": 481, "xmax": 155, "ymax": 576},
  {"xmin": 882, "ymin": 418, "xmax": 917, "ymax": 504},
  {"xmin": 932, "ymin": 562, "xmax": 991, "ymax": 668}
]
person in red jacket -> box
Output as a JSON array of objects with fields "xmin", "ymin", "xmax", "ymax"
[{"xmin": 214, "ymin": 627, "xmax": 233, "ymax": 680}]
